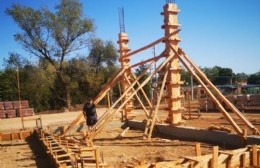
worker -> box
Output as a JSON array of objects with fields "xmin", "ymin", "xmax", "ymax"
[{"xmin": 83, "ymin": 99, "xmax": 97, "ymax": 130}]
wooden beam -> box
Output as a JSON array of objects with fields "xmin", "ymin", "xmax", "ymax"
[
  {"xmin": 121, "ymin": 29, "xmax": 180, "ymax": 59},
  {"xmin": 124, "ymin": 74, "xmax": 149, "ymax": 117},
  {"xmin": 107, "ymin": 92, "xmax": 111, "ymax": 108},
  {"xmin": 171, "ymin": 46, "xmax": 243, "ymax": 135},
  {"xmin": 88, "ymin": 62, "xmax": 156, "ymax": 139},
  {"xmin": 179, "ymin": 48, "xmax": 259, "ymax": 134},
  {"xmin": 195, "ymin": 143, "xmax": 201, "ymax": 156},
  {"xmin": 62, "ymin": 68, "xmax": 126, "ymax": 135},
  {"xmin": 130, "ymin": 52, "xmax": 165, "ymax": 69},
  {"xmin": 252, "ymin": 144, "xmax": 258, "ymax": 167},
  {"xmin": 130, "ymin": 72, "xmax": 153, "ymax": 108},
  {"xmin": 88, "ymin": 53, "xmax": 174, "ymax": 139},
  {"xmin": 147, "ymin": 66, "xmax": 169, "ymax": 140},
  {"xmin": 211, "ymin": 146, "xmax": 219, "ymax": 168}
]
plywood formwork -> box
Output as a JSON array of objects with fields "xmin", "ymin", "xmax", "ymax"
[
  {"xmin": 62, "ymin": 1, "xmax": 259, "ymax": 142},
  {"xmin": 162, "ymin": 3, "xmax": 183, "ymax": 125},
  {"xmin": 118, "ymin": 32, "xmax": 134, "ymax": 120}
]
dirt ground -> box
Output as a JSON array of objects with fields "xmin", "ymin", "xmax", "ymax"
[{"xmin": 1, "ymin": 108, "xmax": 260, "ymax": 167}]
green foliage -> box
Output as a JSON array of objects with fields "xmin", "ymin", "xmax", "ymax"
[
  {"xmin": 6, "ymin": 0, "xmax": 94, "ymax": 108},
  {"xmin": 202, "ymin": 66, "xmax": 234, "ymax": 85},
  {"xmin": 234, "ymin": 73, "xmax": 248, "ymax": 83},
  {"xmin": 0, "ymin": 69, "xmax": 17, "ymax": 101},
  {"xmin": 248, "ymin": 71, "xmax": 260, "ymax": 84}
]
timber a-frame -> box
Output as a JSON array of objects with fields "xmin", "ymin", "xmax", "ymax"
[{"xmin": 62, "ymin": 2, "xmax": 259, "ymax": 141}]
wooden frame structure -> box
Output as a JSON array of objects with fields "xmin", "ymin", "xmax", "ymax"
[{"xmin": 62, "ymin": 2, "xmax": 259, "ymax": 141}]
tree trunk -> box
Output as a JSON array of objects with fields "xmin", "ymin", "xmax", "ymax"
[
  {"xmin": 66, "ymin": 85, "xmax": 71, "ymax": 110},
  {"xmin": 56, "ymin": 70, "xmax": 71, "ymax": 110}
]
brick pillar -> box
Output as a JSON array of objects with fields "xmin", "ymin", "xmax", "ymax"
[
  {"xmin": 162, "ymin": 3, "xmax": 183, "ymax": 124},
  {"xmin": 118, "ymin": 33, "xmax": 133, "ymax": 120}
]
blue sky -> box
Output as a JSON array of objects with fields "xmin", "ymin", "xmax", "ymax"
[{"xmin": 0, "ymin": 0, "xmax": 259, "ymax": 74}]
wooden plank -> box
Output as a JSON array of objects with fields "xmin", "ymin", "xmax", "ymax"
[
  {"xmin": 124, "ymin": 75, "xmax": 149, "ymax": 117},
  {"xmin": 252, "ymin": 144, "xmax": 258, "ymax": 167},
  {"xmin": 241, "ymin": 153, "xmax": 246, "ymax": 168},
  {"xmin": 121, "ymin": 29, "xmax": 180, "ymax": 59},
  {"xmin": 89, "ymin": 53, "xmax": 174, "ymax": 139},
  {"xmin": 195, "ymin": 143, "xmax": 201, "ymax": 156},
  {"xmin": 174, "ymin": 46, "xmax": 243, "ymax": 135},
  {"xmin": 179, "ymin": 48, "xmax": 259, "ymax": 134},
  {"xmin": 62, "ymin": 68, "xmax": 126, "ymax": 135},
  {"xmin": 147, "ymin": 68, "xmax": 169, "ymax": 140},
  {"xmin": 95, "ymin": 148, "xmax": 100, "ymax": 168},
  {"xmin": 130, "ymin": 53, "xmax": 164, "ymax": 69},
  {"xmin": 211, "ymin": 146, "xmax": 218, "ymax": 168},
  {"xmin": 88, "ymin": 62, "xmax": 155, "ymax": 138},
  {"xmin": 130, "ymin": 72, "xmax": 154, "ymax": 108}
]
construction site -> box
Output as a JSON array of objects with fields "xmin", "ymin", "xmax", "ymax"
[{"xmin": 1, "ymin": 1, "xmax": 260, "ymax": 168}]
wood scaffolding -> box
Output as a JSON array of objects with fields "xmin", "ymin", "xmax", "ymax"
[{"xmin": 62, "ymin": 2, "xmax": 259, "ymax": 142}]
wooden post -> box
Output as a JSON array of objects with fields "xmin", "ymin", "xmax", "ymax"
[
  {"xmin": 211, "ymin": 146, "xmax": 218, "ymax": 168},
  {"xmin": 66, "ymin": 141, "xmax": 69, "ymax": 153},
  {"xmin": 195, "ymin": 143, "xmax": 201, "ymax": 156},
  {"xmin": 188, "ymin": 89, "xmax": 191, "ymax": 119},
  {"xmin": 241, "ymin": 153, "xmax": 246, "ymax": 168},
  {"xmin": 95, "ymin": 148, "xmax": 100, "ymax": 168},
  {"xmin": 118, "ymin": 32, "xmax": 133, "ymax": 121},
  {"xmin": 107, "ymin": 92, "xmax": 111, "ymax": 108},
  {"xmin": 258, "ymin": 150, "xmax": 260, "ymax": 166},
  {"xmin": 252, "ymin": 144, "xmax": 257, "ymax": 167},
  {"xmin": 162, "ymin": 3, "xmax": 183, "ymax": 125}
]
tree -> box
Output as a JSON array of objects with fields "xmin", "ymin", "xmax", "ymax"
[
  {"xmin": 202, "ymin": 66, "xmax": 233, "ymax": 85},
  {"xmin": 234, "ymin": 73, "xmax": 248, "ymax": 84},
  {"xmin": 86, "ymin": 38, "xmax": 119, "ymax": 98},
  {"xmin": 248, "ymin": 71, "xmax": 260, "ymax": 84},
  {"xmin": 6, "ymin": 0, "xmax": 93, "ymax": 109},
  {"xmin": 87, "ymin": 38, "xmax": 118, "ymax": 74}
]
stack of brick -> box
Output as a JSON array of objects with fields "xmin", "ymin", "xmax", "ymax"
[
  {"xmin": 236, "ymin": 95, "xmax": 249, "ymax": 110},
  {"xmin": 0, "ymin": 100, "xmax": 34, "ymax": 119},
  {"xmin": 4, "ymin": 101, "xmax": 16, "ymax": 118}
]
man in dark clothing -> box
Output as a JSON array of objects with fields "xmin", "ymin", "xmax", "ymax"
[{"xmin": 83, "ymin": 99, "xmax": 97, "ymax": 130}]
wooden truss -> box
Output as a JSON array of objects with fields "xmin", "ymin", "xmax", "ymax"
[{"xmin": 62, "ymin": 3, "xmax": 259, "ymax": 141}]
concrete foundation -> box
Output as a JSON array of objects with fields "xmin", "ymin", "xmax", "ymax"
[{"xmin": 127, "ymin": 120, "xmax": 260, "ymax": 148}]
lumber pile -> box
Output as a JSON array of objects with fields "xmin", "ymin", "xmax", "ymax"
[
  {"xmin": 147, "ymin": 144, "xmax": 260, "ymax": 168},
  {"xmin": 0, "ymin": 100, "xmax": 34, "ymax": 119}
]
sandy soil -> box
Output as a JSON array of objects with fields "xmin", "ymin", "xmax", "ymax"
[{"xmin": 1, "ymin": 108, "xmax": 260, "ymax": 167}]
